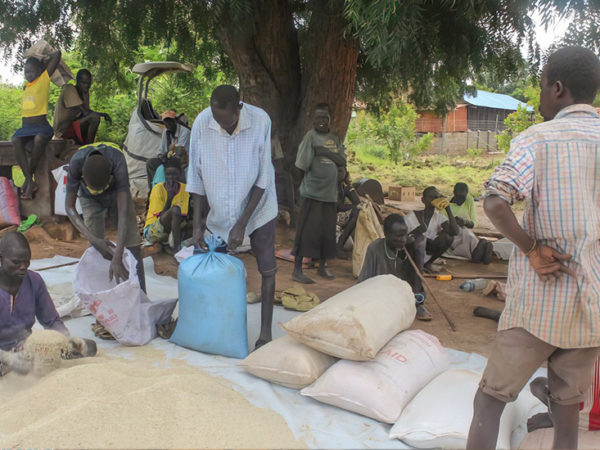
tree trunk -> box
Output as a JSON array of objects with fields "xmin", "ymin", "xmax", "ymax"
[{"xmin": 215, "ymin": 0, "xmax": 358, "ymax": 172}]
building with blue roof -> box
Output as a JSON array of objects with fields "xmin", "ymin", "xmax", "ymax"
[{"xmin": 416, "ymin": 89, "xmax": 533, "ymax": 134}]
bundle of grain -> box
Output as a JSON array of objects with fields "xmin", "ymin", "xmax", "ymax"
[
  {"xmin": 282, "ymin": 275, "xmax": 416, "ymax": 360},
  {"xmin": 22, "ymin": 330, "xmax": 69, "ymax": 375},
  {"xmin": 239, "ymin": 335, "xmax": 337, "ymax": 389},
  {"xmin": 301, "ymin": 330, "xmax": 448, "ymax": 423}
]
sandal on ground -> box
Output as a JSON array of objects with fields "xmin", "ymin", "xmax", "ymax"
[
  {"xmin": 157, "ymin": 318, "xmax": 178, "ymax": 339},
  {"xmin": 91, "ymin": 321, "xmax": 116, "ymax": 340}
]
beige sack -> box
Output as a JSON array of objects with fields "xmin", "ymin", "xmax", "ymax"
[
  {"xmin": 281, "ymin": 274, "xmax": 416, "ymax": 360},
  {"xmin": 239, "ymin": 335, "xmax": 337, "ymax": 389},
  {"xmin": 24, "ymin": 40, "xmax": 74, "ymax": 87},
  {"xmin": 352, "ymin": 201, "xmax": 384, "ymax": 277}
]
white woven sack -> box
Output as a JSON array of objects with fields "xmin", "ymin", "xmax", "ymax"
[{"xmin": 389, "ymin": 369, "xmax": 541, "ymax": 449}]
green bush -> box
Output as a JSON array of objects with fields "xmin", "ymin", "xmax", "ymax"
[
  {"xmin": 347, "ymin": 104, "xmax": 433, "ymax": 164},
  {"xmin": 0, "ymin": 84, "xmax": 22, "ymax": 140},
  {"xmin": 466, "ymin": 148, "xmax": 483, "ymax": 158},
  {"xmin": 496, "ymin": 84, "xmax": 543, "ymax": 152}
]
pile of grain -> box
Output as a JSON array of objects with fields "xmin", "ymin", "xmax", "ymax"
[
  {"xmin": 0, "ymin": 346, "xmax": 304, "ymax": 449},
  {"xmin": 22, "ymin": 330, "xmax": 69, "ymax": 375}
]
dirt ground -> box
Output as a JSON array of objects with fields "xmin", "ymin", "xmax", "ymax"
[{"xmin": 21, "ymin": 197, "xmax": 508, "ymax": 358}]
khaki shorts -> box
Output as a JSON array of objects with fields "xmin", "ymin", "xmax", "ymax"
[
  {"xmin": 79, "ymin": 191, "xmax": 141, "ymax": 248},
  {"xmin": 480, "ymin": 327, "xmax": 600, "ymax": 405}
]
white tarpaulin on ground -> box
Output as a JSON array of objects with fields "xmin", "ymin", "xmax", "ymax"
[{"xmin": 31, "ymin": 257, "xmax": 545, "ymax": 449}]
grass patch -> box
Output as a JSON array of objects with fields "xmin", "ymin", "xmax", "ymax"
[{"xmin": 346, "ymin": 141, "xmax": 504, "ymax": 197}]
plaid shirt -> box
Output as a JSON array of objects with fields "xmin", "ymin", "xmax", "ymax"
[
  {"xmin": 484, "ymin": 104, "xmax": 600, "ymax": 348},
  {"xmin": 186, "ymin": 103, "xmax": 277, "ymax": 241}
]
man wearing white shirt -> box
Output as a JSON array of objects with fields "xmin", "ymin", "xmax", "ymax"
[{"xmin": 187, "ymin": 85, "xmax": 277, "ymax": 349}]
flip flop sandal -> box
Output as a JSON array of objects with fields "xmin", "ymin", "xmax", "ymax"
[
  {"xmin": 157, "ymin": 318, "xmax": 178, "ymax": 339},
  {"xmin": 17, "ymin": 214, "xmax": 40, "ymax": 232},
  {"xmin": 91, "ymin": 322, "xmax": 116, "ymax": 340}
]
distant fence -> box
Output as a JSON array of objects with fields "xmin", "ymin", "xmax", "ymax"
[{"xmin": 423, "ymin": 130, "xmax": 500, "ymax": 155}]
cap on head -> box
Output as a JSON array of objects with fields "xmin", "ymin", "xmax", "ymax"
[{"xmin": 544, "ymin": 46, "xmax": 600, "ymax": 104}]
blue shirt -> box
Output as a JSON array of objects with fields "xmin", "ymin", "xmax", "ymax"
[{"xmin": 0, "ymin": 271, "xmax": 68, "ymax": 351}]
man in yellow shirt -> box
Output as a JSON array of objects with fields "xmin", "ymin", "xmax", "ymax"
[
  {"xmin": 144, "ymin": 158, "xmax": 189, "ymax": 254},
  {"xmin": 12, "ymin": 50, "xmax": 61, "ymax": 200}
]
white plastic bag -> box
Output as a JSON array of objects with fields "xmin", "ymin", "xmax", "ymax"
[
  {"xmin": 52, "ymin": 165, "xmax": 82, "ymax": 216},
  {"xmin": 239, "ymin": 335, "xmax": 337, "ymax": 389},
  {"xmin": 389, "ymin": 369, "xmax": 541, "ymax": 449},
  {"xmin": 74, "ymin": 247, "xmax": 177, "ymax": 346},
  {"xmin": 301, "ymin": 330, "xmax": 448, "ymax": 423},
  {"xmin": 282, "ymin": 275, "xmax": 416, "ymax": 360}
]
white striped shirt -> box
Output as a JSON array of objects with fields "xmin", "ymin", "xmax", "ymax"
[{"xmin": 186, "ymin": 103, "xmax": 277, "ymax": 241}]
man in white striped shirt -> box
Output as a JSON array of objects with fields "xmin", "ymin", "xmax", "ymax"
[{"xmin": 187, "ymin": 85, "xmax": 278, "ymax": 349}]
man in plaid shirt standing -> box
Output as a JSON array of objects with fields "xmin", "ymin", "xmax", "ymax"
[{"xmin": 467, "ymin": 47, "xmax": 600, "ymax": 449}]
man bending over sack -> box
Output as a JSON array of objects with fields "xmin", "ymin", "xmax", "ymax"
[
  {"xmin": 0, "ymin": 232, "xmax": 96, "ymax": 376},
  {"xmin": 467, "ymin": 47, "xmax": 600, "ymax": 449},
  {"xmin": 187, "ymin": 85, "xmax": 277, "ymax": 349},
  {"xmin": 144, "ymin": 157, "xmax": 189, "ymax": 254},
  {"xmin": 65, "ymin": 142, "xmax": 146, "ymax": 292},
  {"xmin": 404, "ymin": 186, "xmax": 459, "ymax": 273},
  {"xmin": 359, "ymin": 214, "xmax": 431, "ymax": 321}
]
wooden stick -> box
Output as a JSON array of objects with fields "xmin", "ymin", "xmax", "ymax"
[
  {"xmin": 36, "ymin": 260, "xmax": 79, "ymax": 272},
  {"xmin": 423, "ymin": 273, "xmax": 507, "ymax": 280},
  {"xmin": 405, "ymin": 252, "xmax": 457, "ymax": 332}
]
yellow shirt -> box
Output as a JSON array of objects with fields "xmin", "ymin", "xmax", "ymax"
[
  {"xmin": 22, "ymin": 70, "xmax": 51, "ymax": 118},
  {"xmin": 145, "ymin": 182, "xmax": 190, "ymax": 228}
]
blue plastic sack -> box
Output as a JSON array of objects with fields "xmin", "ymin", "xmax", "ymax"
[{"xmin": 170, "ymin": 235, "xmax": 249, "ymax": 358}]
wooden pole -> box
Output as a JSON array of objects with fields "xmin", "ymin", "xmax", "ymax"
[
  {"xmin": 36, "ymin": 260, "xmax": 79, "ymax": 272},
  {"xmin": 405, "ymin": 252, "xmax": 457, "ymax": 332}
]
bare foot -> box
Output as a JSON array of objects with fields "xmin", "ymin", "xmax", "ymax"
[
  {"xmin": 527, "ymin": 412, "xmax": 554, "ymax": 432},
  {"xmin": 292, "ymin": 271, "xmax": 315, "ymax": 284},
  {"xmin": 318, "ymin": 267, "xmax": 335, "ymax": 279},
  {"xmin": 67, "ymin": 337, "xmax": 98, "ymax": 358},
  {"xmin": 530, "ymin": 377, "xmax": 550, "ymax": 406},
  {"xmin": 254, "ymin": 337, "xmax": 271, "ymax": 351}
]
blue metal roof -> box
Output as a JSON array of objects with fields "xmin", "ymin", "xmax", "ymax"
[{"xmin": 463, "ymin": 89, "xmax": 534, "ymax": 112}]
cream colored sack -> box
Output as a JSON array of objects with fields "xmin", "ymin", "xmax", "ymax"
[
  {"xmin": 282, "ymin": 275, "xmax": 416, "ymax": 360},
  {"xmin": 301, "ymin": 330, "xmax": 448, "ymax": 423},
  {"xmin": 239, "ymin": 335, "xmax": 337, "ymax": 389},
  {"xmin": 389, "ymin": 369, "xmax": 541, "ymax": 449},
  {"xmin": 352, "ymin": 201, "xmax": 384, "ymax": 277}
]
